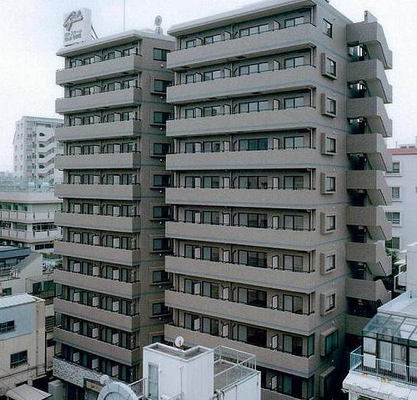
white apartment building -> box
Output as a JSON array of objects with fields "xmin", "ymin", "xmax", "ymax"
[
  {"xmin": 13, "ymin": 116, "xmax": 64, "ymax": 185},
  {"xmin": 0, "ymin": 190, "xmax": 62, "ymax": 253},
  {"xmin": 385, "ymin": 146, "xmax": 417, "ymax": 251},
  {"xmin": 0, "ymin": 294, "xmax": 47, "ymax": 397}
]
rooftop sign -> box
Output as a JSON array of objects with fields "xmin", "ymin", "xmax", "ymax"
[{"xmin": 63, "ymin": 8, "xmax": 92, "ymax": 47}]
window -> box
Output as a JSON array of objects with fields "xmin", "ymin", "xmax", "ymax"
[
  {"xmin": 325, "ymin": 215, "xmax": 336, "ymax": 232},
  {"xmin": 238, "ymin": 138, "xmax": 268, "ymax": 151},
  {"xmin": 153, "ymin": 48, "xmax": 170, "ymax": 61},
  {"xmin": 391, "ymin": 162, "xmax": 400, "ymax": 174},
  {"xmin": 152, "ymin": 303, "xmax": 169, "ymax": 316},
  {"xmin": 204, "ymin": 34, "xmax": 222, "ymax": 44},
  {"xmin": 2, "ymin": 287, "xmax": 12, "ymax": 296},
  {"xmin": 203, "ymin": 105, "xmax": 222, "ymax": 117},
  {"xmin": 153, "ymin": 238, "xmax": 171, "ymax": 252},
  {"xmin": 284, "ymin": 215, "xmax": 304, "ymax": 231},
  {"xmin": 238, "ymin": 101, "xmax": 269, "ymax": 113},
  {"xmin": 325, "ymin": 98, "xmax": 336, "ymax": 115},
  {"xmin": 185, "ymin": 108, "xmax": 196, "ymax": 119},
  {"xmin": 238, "ymin": 213, "xmax": 267, "ymax": 228},
  {"xmin": 285, "ymin": 16, "xmax": 305, "ymax": 28},
  {"xmin": 284, "ymin": 97, "xmax": 304, "ymax": 109},
  {"xmin": 324, "ymin": 254, "xmax": 336, "ymax": 272},
  {"xmin": 238, "ymin": 250, "xmax": 267, "ymax": 268},
  {"xmin": 152, "ymin": 206, "xmax": 171, "ymax": 219},
  {"xmin": 239, "ymin": 24, "xmax": 269, "ymax": 37},
  {"xmin": 153, "ymin": 112, "xmax": 171, "ymax": 125},
  {"xmin": 323, "ymin": 19, "xmax": 333, "ymax": 37},
  {"xmin": 239, "ymin": 62, "xmax": 269, "ymax": 76},
  {"xmin": 391, "ymin": 187, "xmax": 400, "ymax": 200},
  {"xmin": 10, "ymin": 350, "xmax": 28, "ymax": 368},
  {"xmin": 0, "ymin": 320, "xmax": 15, "ymax": 334},
  {"xmin": 326, "ymin": 58, "xmax": 336, "ymax": 76},
  {"xmin": 204, "ymin": 70, "xmax": 222, "ymax": 81},
  {"xmin": 238, "ymin": 287, "xmax": 267, "ymax": 307},
  {"xmin": 153, "ymin": 175, "xmax": 171, "ymax": 187},
  {"xmin": 284, "ymin": 56, "xmax": 304, "ymax": 69},
  {"xmin": 325, "ymin": 293, "xmax": 336, "ymax": 312},
  {"xmin": 283, "ymin": 255, "xmax": 304, "ymax": 272},
  {"xmin": 238, "ymin": 176, "xmax": 268, "ymax": 190},
  {"xmin": 185, "ymin": 39, "xmax": 196, "ymax": 48},
  {"xmin": 202, "ymin": 141, "xmax": 221, "ymax": 153},
  {"xmin": 202, "ymin": 176, "xmax": 220, "ymax": 188},
  {"xmin": 284, "ymin": 176, "xmax": 304, "ymax": 190},
  {"xmin": 325, "ymin": 137, "xmax": 336, "ymax": 153},
  {"xmin": 386, "ymin": 237, "xmax": 400, "ymax": 250},
  {"xmin": 153, "ymin": 143, "xmax": 170, "ymax": 156},
  {"xmin": 283, "ymin": 335, "xmax": 303, "ymax": 356},
  {"xmin": 152, "ymin": 271, "xmax": 169, "ymax": 284},
  {"xmin": 202, "ymin": 317, "xmax": 219, "ymax": 336},
  {"xmin": 386, "ymin": 212, "xmax": 400, "ymax": 225},
  {"xmin": 284, "ymin": 136, "xmax": 304, "ymax": 149},
  {"xmin": 325, "ymin": 176, "xmax": 336, "ymax": 192},
  {"xmin": 283, "ymin": 295, "xmax": 303, "ymax": 314},
  {"xmin": 324, "ymin": 330, "xmax": 338, "ymax": 355},
  {"xmin": 153, "ymin": 80, "xmax": 170, "ymax": 93}
]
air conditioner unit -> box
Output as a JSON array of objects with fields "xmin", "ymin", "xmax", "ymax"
[
  {"xmin": 92, "ymin": 265, "xmax": 100, "ymax": 276},
  {"xmin": 74, "ymin": 233, "xmax": 81, "ymax": 243},
  {"xmin": 113, "ymin": 206, "xmax": 120, "ymax": 217},
  {"xmin": 73, "ymin": 262, "xmax": 81, "ymax": 273},
  {"xmin": 111, "ymin": 365, "xmax": 119, "ymax": 377},
  {"xmin": 112, "ymin": 301, "xmax": 120, "ymax": 312},
  {"xmin": 74, "ymin": 204, "xmax": 81, "ymax": 213},
  {"xmin": 91, "ymin": 358, "xmax": 99, "ymax": 370},
  {"xmin": 73, "ymin": 292, "xmax": 80, "ymax": 302},
  {"xmin": 93, "ymin": 235, "xmax": 100, "ymax": 246},
  {"xmin": 113, "ymin": 238, "xmax": 120, "ymax": 248},
  {"xmin": 93, "ymin": 205, "xmax": 100, "ymax": 215},
  {"xmin": 112, "ymin": 333, "xmax": 119, "ymax": 345},
  {"xmin": 72, "ymin": 352, "xmax": 80, "ymax": 363},
  {"xmin": 73, "ymin": 321, "xmax": 80, "ymax": 333},
  {"xmin": 92, "ymin": 327, "xmax": 99, "ymax": 338},
  {"xmin": 222, "ymin": 324, "xmax": 229, "ymax": 338},
  {"xmin": 92, "ymin": 296, "xmax": 99, "ymax": 307},
  {"xmin": 112, "ymin": 269, "xmax": 120, "ymax": 280}
]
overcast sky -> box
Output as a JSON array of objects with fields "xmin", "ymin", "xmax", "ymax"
[{"xmin": 0, "ymin": 0, "xmax": 415, "ymax": 170}]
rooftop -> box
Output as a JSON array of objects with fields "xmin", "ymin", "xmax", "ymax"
[
  {"xmin": 57, "ymin": 29, "xmax": 175, "ymax": 57},
  {"xmin": 168, "ymin": 0, "xmax": 351, "ymax": 36},
  {"xmin": 0, "ymin": 293, "xmax": 37, "ymax": 309},
  {"xmin": 389, "ymin": 147, "xmax": 417, "ymax": 155}
]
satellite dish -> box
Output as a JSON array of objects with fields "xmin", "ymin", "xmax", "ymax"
[
  {"xmin": 174, "ymin": 336, "xmax": 184, "ymax": 348},
  {"xmin": 155, "ymin": 15, "xmax": 162, "ymax": 26}
]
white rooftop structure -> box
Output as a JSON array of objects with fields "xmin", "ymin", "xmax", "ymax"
[{"xmin": 98, "ymin": 343, "xmax": 260, "ymax": 400}]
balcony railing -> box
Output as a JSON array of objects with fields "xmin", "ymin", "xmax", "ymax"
[
  {"xmin": 58, "ymin": 85, "xmax": 140, "ymax": 100},
  {"xmin": 178, "ymin": 21, "xmax": 315, "ymax": 50},
  {"xmin": 175, "ymin": 185, "xmax": 314, "ymax": 190},
  {"xmin": 172, "ymin": 144, "xmax": 316, "ymax": 154},
  {"xmin": 175, "ymin": 63, "xmax": 315, "ymax": 86},
  {"xmin": 350, "ymin": 347, "xmax": 417, "ymax": 386}
]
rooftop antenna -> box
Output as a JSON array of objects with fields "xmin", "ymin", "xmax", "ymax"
[{"xmin": 155, "ymin": 15, "xmax": 163, "ymax": 35}]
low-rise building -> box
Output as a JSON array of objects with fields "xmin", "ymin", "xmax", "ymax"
[
  {"xmin": 0, "ymin": 294, "xmax": 47, "ymax": 397},
  {"xmin": 343, "ymin": 289, "xmax": 417, "ymax": 399},
  {"xmin": 0, "ymin": 190, "xmax": 62, "ymax": 253}
]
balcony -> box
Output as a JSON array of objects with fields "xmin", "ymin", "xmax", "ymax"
[
  {"xmin": 166, "ymin": 147, "xmax": 322, "ymax": 171},
  {"xmin": 166, "ymin": 222, "xmax": 318, "ymax": 251},
  {"xmin": 168, "ymin": 23, "xmax": 319, "ymax": 70},
  {"xmin": 54, "ymin": 298, "xmax": 140, "ymax": 331},
  {"xmin": 348, "ymin": 347, "xmax": 417, "ymax": 387},
  {"xmin": 345, "ymin": 278, "xmax": 391, "ymax": 303},
  {"xmin": 346, "ymin": 206, "xmax": 392, "ymax": 241},
  {"xmin": 0, "ymin": 210, "xmax": 55, "ymax": 223},
  {"xmin": 167, "ymin": 107, "xmax": 319, "ymax": 137},
  {"xmin": 347, "ymin": 97, "xmax": 392, "ymax": 138},
  {"xmin": 346, "ymin": 170, "xmax": 392, "ymax": 206},
  {"xmin": 165, "ymin": 256, "xmax": 317, "ymax": 293},
  {"xmin": 55, "ymin": 120, "xmax": 142, "ymax": 141},
  {"xmin": 347, "ymin": 59, "xmax": 392, "ymax": 103},
  {"xmin": 347, "ymin": 21, "xmax": 393, "ymax": 69},
  {"xmin": 166, "ymin": 188, "xmax": 319, "ymax": 209},
  {"xmin": 167, "ymin": 65, "xmax": 319, "ymax": 104},
  {"xmin": 164, "ymin": 325, "xmax": 314, "ymax": 376},
  {"xmin": 55, "ymin": 152, "xmax": 141, "ymax": 170},
  {"xmin": 346, "ymin": 133, "xmax": 392, "ymax": 171},
  {"xmin": 56, "ymin": 88, "xmax": 142, "ymax": 114},
  {"xmin": 55, "ymin": 183, "xmax": 141, "ymax": 201},
  {"xmin": 0, "ymin": 229, "xmax": 61, "ymax": 243},
  {"xmin": 346, "ymin": 241, "xmax": 392, "ymax": 277},
  {"xmin": 53, "ymin": 356, "xmax": 103, "ymax": 389},
  {"xmin": 54, "ymin": 328, "xmax": 140, "ymax": 365},
  {"xmin": 54, "ymin": 241, "xmax": 141, "ymax": 266},
  {"xmin": 165, "ymin": 290, "xmax": 315, "ymax": 335},
  {"xmin": 55, "ymin": 212, "xmax": 141, "ymax": 233},
  {"xmin": 56, "ymin": 54, "xmax": 143, "ymax": 85},
  {"xmin": 54, "ymin": 269, "xmax": 141, "ymax": 298}
]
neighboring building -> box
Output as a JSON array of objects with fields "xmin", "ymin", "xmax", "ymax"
[
  {"xmin": 52, "ymin": 29, "xmax": 174, "ymax": 399},
  {"xmin": 385, "ymin": 146, "xmax": 417, "ymax": 251},
  {"xmin": 0, "ymin": 246, "xmax": 56, "ymax": 372},
  {"xmin": 0, "ymin": 294, "xmax": 47, "ymax": 397},
  {"xmin": 0, "ymin": 190, "xmax": 62, "ymax": 253},
  {"xmin": 96, "ymin": 343, "xmax": 260, "ymax": 400},
  {"xmin": 13, "ymin": 116, "xmax": 64, "ymax": 185},
  {"xmin": 343, "ymin": 290, "xmax": 417, "ymax": 400},
  {"xmin": 164, "ymin": 1, "xmax": 393, "ymax": 398}
]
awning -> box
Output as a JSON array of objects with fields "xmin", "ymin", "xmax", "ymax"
[{"xmin": 6, "ymin": 384, "xmax": 51, "ymax": 400}]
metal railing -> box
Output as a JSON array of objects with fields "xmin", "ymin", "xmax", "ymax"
[{"xmin": 350, "ymin": 347, "xmax": 417, "ymax": 386}]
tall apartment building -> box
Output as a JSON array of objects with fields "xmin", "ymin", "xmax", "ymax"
[
  {"xmin": 0, "ymin": 190, "xmax": 62, "ymax": 253},
  {"xmin": 164, "ymin": 1, "xmax": 393, "ymax": 398},
  {"xmin": 52, "ymin": 30, "xmax": 174, "ymax": 399},
  {"xmin": 385, "ymin": 146, "xmax": 417, "ymax": 251},
  {"xmin": 13, "ymin": 116, "xmax": 64, "ymax": 185}
]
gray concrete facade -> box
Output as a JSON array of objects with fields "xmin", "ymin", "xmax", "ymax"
[
  {"xmin": 53, "ymin": 30, "xmax": 174, "ymax": 397},
  {"xmin": 164, "ymin": 1, "xmax": 392, "ymax": 399}
]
